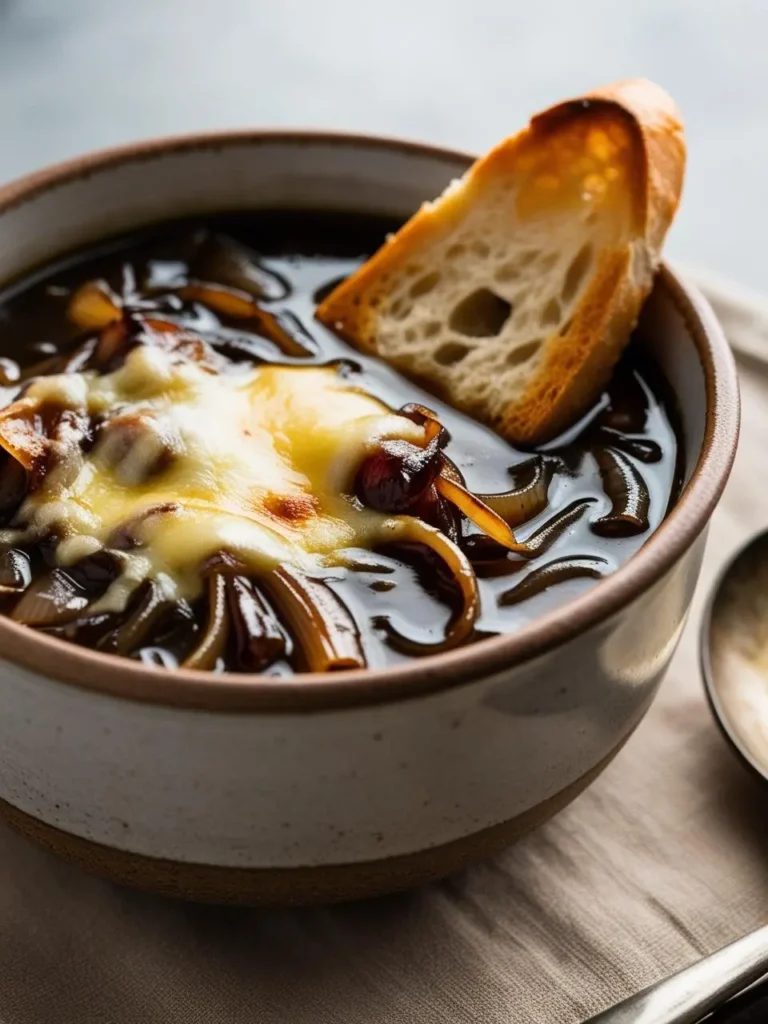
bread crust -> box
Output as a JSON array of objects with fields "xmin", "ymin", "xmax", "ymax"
[{"xmin": 316, "ymin": 79, "xmax": 686, "ymax": 445}]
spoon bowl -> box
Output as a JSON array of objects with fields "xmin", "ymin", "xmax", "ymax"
[{"xmin": 702, "ymin": 528, "xmax": 768, "ymax": 781}]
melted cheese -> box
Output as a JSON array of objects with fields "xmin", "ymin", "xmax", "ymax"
[{"xmin": 14, "ymin": 346, "xmax": 425, "ymax": 608}]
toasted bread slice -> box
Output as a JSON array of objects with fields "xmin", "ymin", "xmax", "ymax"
[{"xmin": 316, "ymin": 79, "xmax": 686, "ymax": 445}]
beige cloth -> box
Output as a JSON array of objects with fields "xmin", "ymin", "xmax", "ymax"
[{"xmin": 1, "ymin": 272, "xmax": 767, "ymax": 1024}]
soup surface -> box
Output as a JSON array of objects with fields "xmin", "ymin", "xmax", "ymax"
[{"xmin": 0, "ymin": 211, "xmax": 681, "ymax": 673}]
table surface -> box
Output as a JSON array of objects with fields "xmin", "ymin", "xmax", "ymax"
[
  {"xmin": 1, "ymin": 0, "xmax": 768, "ymax": 292},
  {"xmin": 1, "ymin": 3, "xmax": 768, "ymax": 1022}
]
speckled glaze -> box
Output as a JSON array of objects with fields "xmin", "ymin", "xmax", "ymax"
[{"xmin": 0, "ymin": 133, "xmax": 739, "ymax": 903}]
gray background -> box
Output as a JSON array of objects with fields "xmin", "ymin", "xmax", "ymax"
[{"xmin": 0, "ymin": 0, "xmax": 764, "ymax": 290}]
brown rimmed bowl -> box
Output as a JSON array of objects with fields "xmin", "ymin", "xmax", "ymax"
[{"xmin": 0, "ymin": 131, "xmax": 740, "ymax": 904}]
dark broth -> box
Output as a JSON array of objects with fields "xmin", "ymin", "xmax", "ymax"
[{"xmin": 0, "ymin": 211, "xmax": 682, "ymax": 672}]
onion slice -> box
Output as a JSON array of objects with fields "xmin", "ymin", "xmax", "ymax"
[
  {"xmin": 179, "ymin": 282, "xmax": 314, "ymax": 357},
  {"xmin": 225, "ymin": 575, "xmax": 286, "ymax": 671},
  {"xmin": 522, "ymin": 498, "xmax": 595, "ymax": 554},
  {"xmin": 436, "ymin": 473, "xmax": 530, "ymax": 554},
  {"xmin": 410, "ymin": 482, "xmax": 462, "ymax": 541},
  {"xmin": 0, "ymin": 548, "xmax": 31, "ymax": 594},
  {"xmin": 11, "ymin": 569, "xmax": 89, "ymax": 626},
  {"xmin": 592, "ymin": 448, "xmax": 650, "ymax": 538},
  {"xmin": 356, "ymin": 438, "xmax": 442, "ymax": 513},
  {"xmin": 464, "ymin": 499, "xmax": 594, "ymax": 575},
  {"xmin": 67, "ymin": 280, "xmax": 122, "ymax": 331},
  {"xmin": 375, "ymin": 517, "xmax": 480, "ymax": 656},
  {"xmin": 180, "ymin": 281, "xmax": 262, "ymax": 320},
  {"xmin": 476, "ymin": 457, "xmax": 552, "ymax": 528},
  {"xmin": 91, "ymin": 317, "xmax": 133, "ymax": 371},
  {"xmin": 191, "ymin": 234, "xmax": 289, "ymax": 302},
  {"xmin": 262, "ymin": 566, "xmax": 365, "ymax": 672},
  {"xmin": 97, "ymin": 581, "xmax": 176, "ymax": 656},
  {"xmin": 499, "ymin": 555, "xmax": 607, "ymax": 607},
  {"xmin": 0, "ymin": 396, "xmax": 46, "ymax": 473},
  {"xmin": 183, "ymin": 573, "xmax": 230, "ymax": 671},
  {"xmin": 597, "ymin": 428, "xmax": 662, "ymax": 464},
  {"xmin": 399, "ymin": 403, "xmax": 449, "ymax": 447}
]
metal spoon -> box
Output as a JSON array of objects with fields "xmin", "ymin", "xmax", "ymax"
[
  {"xmin": 701, "ymin": 529, "xmax": 768, "ymax": 783},
  {"xmin": 582, "ymin": 924, "xmax": 768, "ymax": 1022}
]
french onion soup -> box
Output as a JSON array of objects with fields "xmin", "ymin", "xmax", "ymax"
[{"xmin": 0, "ymin": 212, "xmax": 681, "ymax": 674}]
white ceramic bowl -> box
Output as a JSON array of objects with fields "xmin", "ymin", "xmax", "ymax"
[{"xmin": 0, "ymin": 132, "xmax": 739, "ymax": 903}]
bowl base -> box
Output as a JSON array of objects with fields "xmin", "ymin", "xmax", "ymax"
[{"xmin": 0, "ymin": 736, "xmax": 628, "ymax": 906}]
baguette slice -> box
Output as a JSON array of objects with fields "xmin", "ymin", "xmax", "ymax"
[{"xmin": 316, "ymin": 79, "xmax": 686, "ymax": 445}]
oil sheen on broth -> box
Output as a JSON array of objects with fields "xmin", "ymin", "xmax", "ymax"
[{"xmin": 0, "ymin": 211, "xmax": 681, "ymax": 674}]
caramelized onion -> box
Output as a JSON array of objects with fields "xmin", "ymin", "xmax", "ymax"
[
  {"xmin": 436, "ymin": 473, "xmax": 529, "ymax": 554},
  {"xmin": 375, "ymin": 517, "xmax": 479, "ymax": 655},
  {"xmin": 97, "ymin": 581, "xmax": 180, "ymax": 656},
  {"xmin": 0, "ymin": 402, "xmax": 89, "ymax": 495},
  {"xmin": 183, "ymin": 573, "xmax": 230, "ymax": 671},
  {"xmin": 11, "ymin": 569, "xmax": 89, "ymax": 626},
  {"xmin": 356, "ymin": 438, "xmax": 441, "ymax": 513},
  {"xmin": 460, "ymin": 538, "xmax": 529, "ymax": 580},
  {"xmin": 67, "ymin": 280, "xmax": 122, "ymax": 331},
  {"xmin": 0, "ymin": 397, "xmax": 46, "ymax": 474},
  {"xmin": 141, "ymin": 316, "xmax": 187, "ymax": 335},
  {"xmin": 261, "ymin": 566, "xmax": 365, "ymax": 672},
  {"xmin": 91, "ymin": 316, "xmax": 132, "ymax": 371},
  {"xmin": 411, "ymin": 483, "xmax": 462, "ymax": 541},
  {"xmin": 464, "ymin": 499, "xmax": 594, "ymax": 575},
  {"xmin": 597, "ymin": 428, "xmax": 662, "ymax": 464},
  {"xmin": 399, "ymin": 403, "xmax": 449, "ymax": 447},
  {"xmin": 522, "ymin": 498, "xmax": 595, "ymax": 554},
  {"xmin": 225, "ymin": 575, "xmax": 286, "ymax": 671},
  {"xmin": 180, "ymin": 281, "xmax": 261, "ymax": 320},
  {"xmin": 592, "ymin": 448, "xmax": 650, "ymax": 538},
  {"xmin": 191, "ymin": 234, "xmax": 289, "ymax": 302},
  {"xmin": 42, "ymin": 610, "xmax": 117, "ymax": 647},
  {"xmin": 476, "ymin": 457, "xmax": 553, "ymax": 528},
  {"xmin": 179, "ymin": 283, "xmax": 315, "ymax": 357},
  {"xmin": 0, "ymin": 548, "xmax": 31, "ymax": 594},
  {"xmin": 66, "ymin": 550, "xmax": 125, "ymax": 592},
  {"xmin": 499, "ymin": 555, "xmax": 607, "ymax": 607},
  {"xmin": 438, "ymin": 454, "xmax": 464, "ymax": 485}
]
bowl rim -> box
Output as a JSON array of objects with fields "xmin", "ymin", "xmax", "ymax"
[{"xmin": 0, "ymin": 128, "xmax": 741, "ymax": 713}]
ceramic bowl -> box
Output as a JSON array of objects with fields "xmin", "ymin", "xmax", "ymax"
[{"xmin": 0, "ymin": 132, "xmax": 739, "ymax": 904}]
